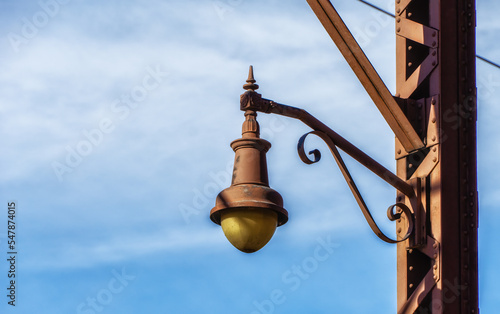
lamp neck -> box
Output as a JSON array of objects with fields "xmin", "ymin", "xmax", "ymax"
[{"xmin": 242, "ymin": 110, "xmax": 260, "ymax": 138}]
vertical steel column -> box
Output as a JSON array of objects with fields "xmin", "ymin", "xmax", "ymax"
[{"xmin": 395, "ymin": 0, "xmax": 478, "ymax": 313}]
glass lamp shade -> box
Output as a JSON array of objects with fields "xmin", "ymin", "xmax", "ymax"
[
  {"xmin": 220, "ymin": 208, "xmax": 278, "ymax": 253},
  {"xmin": 210, "ymin": 184, "xmax": 288, "ymax": 253}
]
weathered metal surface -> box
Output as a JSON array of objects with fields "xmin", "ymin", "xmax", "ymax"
[
  {"xmin": 399, "ymin": 237, "xmax": 441, "ymax": 314},
  {"xmin": 307, "ymin": 0, "xmax": 424, "ymax": 152},
  {"xmin": 395, "ymin": 0, "xmax": 478, "ymax": 312},
  {"xmin": 406, "ymin": 177, "xmax": 425, "ymax": 248},
  {"xmin": 397, "ymin": 17, "xmax": 439, "ymax": 48},
  {"xmin": 457, "ymin": 0, "xmax": 479, "ymax": 310},
  {"xmin": 397, "ymin": 50, "xmax": 438, "ymax": 99}
]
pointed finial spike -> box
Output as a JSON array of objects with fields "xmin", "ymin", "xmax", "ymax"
[
  {"xmin": 243, "ymin": 65, "xmax": 259, "ymax": 91},
  {"xmin": 247, "ymin": 65, "xmax": 255, "ymax": 83}
]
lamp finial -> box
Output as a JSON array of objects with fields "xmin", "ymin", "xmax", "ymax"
[{"xmin": 243, "ymin": 65, "xmax": 259, "ymax": 91}]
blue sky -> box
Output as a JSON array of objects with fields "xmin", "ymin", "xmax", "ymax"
[{"xmin": 0, "ymin": 0, "xmax": 499, "ymax": 313}]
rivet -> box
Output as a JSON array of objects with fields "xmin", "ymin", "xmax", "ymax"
[
  {"xmin": 409, "ymin": 283, "xmax": 414, "ymax": 288},
  {"xmin": 432, "ymin": 41, "xmax": 437, "ymax": 47},
  {"xmin": 465, "ymin": 264, "xmax": 469, "ymax": 269},
  {"xmin": 398, "ymin": 149, "xmax": 402, "ymax": 154},
  {"xmin": 397, "ymin": 27, "xmax": 401, "ymax": 32},
  {"xmin": 396, "ymin": 93, "xmax": 400, "ymax": 97},
  {"xmin": 397, "ymin": 227, "xmax": 402, "ymax": 233},
  {"xmin": 470, "ymin": 202, "xmax": 474, "ymax": 206},
  {"xmin": 432, "ymin": 32, "xmax": 436, "ymax": 37},
  {"xmin": 397, "ymin": 8, "xmax": 401, "ymax": 14},
  {"xmin": 432, "ymin": 51, "xmax": 437, "ymax": 56},
  {"xmin": 433, "ymin": 157, "xmax": 437, "ymax": 162},
  {"xmin": 470, "ymin": 192, "xmax": 474, "ymax": 196},
  {"xmin": 432, "ymin": 136, "xmax": 436, "ymax": 142},
  {"xmin": 409, "ymin": 249, "xmax": 413, "ymax": 254},
  {"xmin": 408, "ymin": 12, "xmax": 412, "ymax": 17},
  {"xmin": 433, "ymin": 147, "xmax": 437, "ymax": 152},
  {"xmin": 431, "ymin": 98, "xmax": 436, "ymax": 105},
  {"xmin": 408, "ymin": 46, "xmax": 413, "ymax": 51},
  {"xmin": 396, "ymin": 0, "xmax": 400, "ymax": 3},
  {"xmin": 397, "ymin": 17, "xmax": 401, "ymax": 22},
  {"xmin": 408, "ymin": 62, "xmax": 413, "ymax": 67},
  {"xmin": 432, "ymin": 118, "xmax": 436, "ymax": 123},
  {"xmin": 409, "ymin": 266, "xmax": 413, "ymax": 271},
  {"xmin": 433, "ymin": 264, "xmax": 438, "ymax": 270},
  {"xmin": 470, "ymin": 223, "xmax": 474, "ymax": 228},
  {"xmin": 433, "ymin": 275, "xmax": 438, "ymax": 280},
  {"xmin": 408, "ymin": 164, "xmax": 413, "ymax": 169},
  {"xmin": 432, "ymin": 61, "xmax": 436, "ymax": 66},
  {"xmin": 433, "ymin": 242, "xmax": 438, "ymax": 248},
  {"xmin": 433, "ymin": 253, "xmax": 437, "ymax": 259},
  {"xmin": 464, "ymin": 247, "xmax": 468, "ymax": 252}
]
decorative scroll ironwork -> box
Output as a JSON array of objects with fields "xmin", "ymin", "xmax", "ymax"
[{"xmin": 297, "ymin": 130, "xmax": 414, "ymax": 243}]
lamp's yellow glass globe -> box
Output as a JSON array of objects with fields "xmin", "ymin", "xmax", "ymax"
[{"xmin": 220, "ymin": 208, "xmax": 278, "ymax": 253}]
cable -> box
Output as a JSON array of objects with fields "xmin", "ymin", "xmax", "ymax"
[
  {"xmin": 358, "ymin": 0, "xmax": 394, "ymax": 18},
  {"xmin": 357, "ymin": 0, "xmax": 500, "ymax": 69}
]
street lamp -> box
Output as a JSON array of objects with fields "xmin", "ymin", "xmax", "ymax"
[
  {"xmin": 208, "ymin": 0, "xmax": 478, "ymax": 310},
  {"xmin": 210, "ymin": 66, "xmax": 418, "ymax": 253},
  {"xmin": 209, "ymin": 67, "xmax": 288, "ymax": 253}
]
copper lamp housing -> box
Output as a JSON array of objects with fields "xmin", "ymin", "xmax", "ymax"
[{"xmin": 210, "ymin": 69, "xmax": 288, "ymax": 253}]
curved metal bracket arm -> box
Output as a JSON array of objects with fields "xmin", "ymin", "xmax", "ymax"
[
  {"xmin": 298, "ymin": 131, "xmax": 414, "ymax": 243},
  {"xmin": 240, "ymin": 90, "xmax": 416, "ymax": 199}
]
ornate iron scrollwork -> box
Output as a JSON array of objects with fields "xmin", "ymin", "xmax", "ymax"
[{"xmin": 297, "ymin": 131, "xmax": 414, "ymax": 243}]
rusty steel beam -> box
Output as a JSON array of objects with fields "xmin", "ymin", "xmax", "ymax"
[
  {"xmin": 395, "ymin": 0, "xmax": 478, "ymax": 313},
  {"xmin": 307, "ymin": 0, "xmax": 425, "ymax": 153}
]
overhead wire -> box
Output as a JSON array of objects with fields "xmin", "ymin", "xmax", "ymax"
[{"xmin": 357, "ymin": 0, "xmax": 500, "ymax": 69}]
